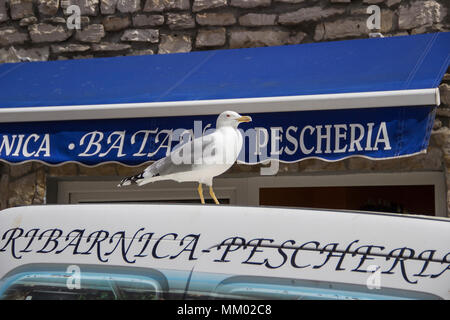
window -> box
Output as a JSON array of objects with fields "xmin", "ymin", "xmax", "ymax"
[
  {"xmin": 0, "ymin": 265, "xmax": 167, "ymax": 300},
  {"xmin": 51, "ymin": 172, "xmax": 446, "ymax": 216},
  {"xmin": 260, "ymin": 185, "xmax": 435, "ymax": 215},
  {"xmin": 248, "ymin": 172, "xmax": 446, "ymax": 216},
  {"xmin": 187, "ymin": 275, "xmax": 441, "ymax": 300},
  {"xmin": 53, "ymin": 179, "xmax": 244, "ymax": 205}
]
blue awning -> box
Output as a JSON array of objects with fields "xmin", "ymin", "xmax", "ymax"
[{"xmin": 0, "ymin": 32, "xmax": 449, "ymax": 166}]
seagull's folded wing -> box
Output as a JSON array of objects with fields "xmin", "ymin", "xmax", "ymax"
[{"xmin": 142, "ymin": 132, "xmax": 218, "ymax": 178}]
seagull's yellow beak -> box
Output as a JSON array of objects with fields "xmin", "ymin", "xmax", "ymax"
[{"xmin": 237, "ymin": 115, "xmax": 252, "ymax": 123}]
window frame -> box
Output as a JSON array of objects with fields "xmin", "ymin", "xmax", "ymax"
[
  {"xmin": 0, "ymin": 264, "xmax": 169, "ymax": 300},
  {"xmin": 53, "ymin": 171, "xmax": 446, "ymax": 216},
  {"xmin": 246, "ymin": 171, "xmax": 447, "ymax": 217},
  {"xmin": 56, "ymin": 178, "xmax": 248, "ymax": 205}
]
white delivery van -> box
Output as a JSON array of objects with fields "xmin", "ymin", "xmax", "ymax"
[{"xmin": 0, "ymin": 204, "xmax": 448, "ymax": 300}]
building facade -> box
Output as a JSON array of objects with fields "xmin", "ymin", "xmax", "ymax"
[{"xmin": 0, "ymin": 0, "xmax": 449, "ymax": 216}]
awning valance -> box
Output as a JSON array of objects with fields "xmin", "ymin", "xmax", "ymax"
[{"xmin": 0, "ymin": 32, "xmax": 449, "ymax": 166}]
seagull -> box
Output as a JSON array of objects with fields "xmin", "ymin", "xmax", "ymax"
[{"xmin": 118, "ymin": 111, "xmax": 252, "ymax": 204}]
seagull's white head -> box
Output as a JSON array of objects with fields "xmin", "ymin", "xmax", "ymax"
[{"xmin": 216, "ymin": 111, "xmax": 252, "ymax": 129}]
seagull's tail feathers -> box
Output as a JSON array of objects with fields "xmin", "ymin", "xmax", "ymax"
[
  {"xmin": 117, "ymin": 171, "xmax": 161, "ymax": 187},
  {"xmin": 117, "ymin": 174, "xmax": 139, "ymax": 187},
  {"xmin": 117, "ymin": 157, "xmax": 168, "ymax": 187}
]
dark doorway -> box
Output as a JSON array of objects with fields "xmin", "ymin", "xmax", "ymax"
[{"xmin": 259, "ymin": 185, "xmax": 435, "ymax": 216}]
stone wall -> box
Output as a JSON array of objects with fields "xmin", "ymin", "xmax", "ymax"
[
  {"xmin": 0, "ymin": 0, "xmax": 448, "ymax": 61},
  {"xmin": 0, "ymin": 0, "xmax": 449, "ymax": 214}
]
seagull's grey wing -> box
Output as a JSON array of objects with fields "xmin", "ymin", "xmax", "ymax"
[
  {"xmin": 118, "ymin": 132, "xmax": 217, "ymax": 186},
  {"xmin": 153, "ymin": 132, "xmax": 217, "ymax": 176}
]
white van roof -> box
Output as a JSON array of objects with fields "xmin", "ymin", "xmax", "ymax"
[{"xmin": 0, "ymin": 204, "xmax": 449, "ymax": 299}]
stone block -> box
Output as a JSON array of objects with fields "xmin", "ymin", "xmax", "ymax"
[
  {"xmin": 100, "ymin": 0, "xmax": 118, "ymax": 14},
  {"xmin": 159, "ymin": 33, "xmax": 192, "ymax": 53},
  {"xmin": 0, "ymin": 27, "xmax": 29, "ymax": 46},
  {"xmin": 279, "ymin": 7, "xmax": 346, "ymax": 25},
  {"xmin": 121, "ymin": 29, "xmax": 159, "ymax": 42},
  {"xmin": 196, "ymin": 12, "xmax": 236, "ymax": 26},
  {"xmin": 38, "ymin": 0, "xmax": 60, "ymax": 16},
  {"xmin": 0, "ymin": 48, "xmax": 21, "ymax": 63},
  {"xmin": 239, "ymin": 13, "xmax": 276, "ymax": 27},
  {"xmin": 19, "ymin": 16, "xmax": 38, "ymax": 26},
  {"xmin": 167, "ymin": 13, "xmax": 196, "ymax": 30},
  {"xmin": 75, "ymin": 24, "xmax": 105, "ymax": 43},
  {"xmin": 380, "ymin": 9, "xmax": 395, "ymax": 33},
  {"xmin": 430, "ymin": 127, "xmax": 450, "ymax": 148},
  {"xmin": 193, "ymin": 0, "xmax": 227, "ymax": 12},
  {"xmin": 11, "ymin": 47, "xmax": 50, "ymax": 62},
  {"xmin": 275, "ymin": 0, "xmax": 305, "ymax": 3},
  {"xmin": 398, "ymin": 0, "xmax": 447, "ymax": 30},
  {"xmin": 144, "ymin": 0, "xmax": 190, "ymax": 12},
  {"xmin": 43, "ymin": 17, "xmax": 67, "ymax": 25},
  {"xmin": 61, "ymin": 0, "xmax": 99, "ymax": 16},
  {"xmin": 91, "ymin": 42, "xmax": 131, "ymax": 51},
  {"xmin": 133, "ymin": 14, "xmax": 165, "ymax": 27},
  {"xmin": 117, "ymin": 0, "xmax": 140, "ymax": 13},
  {"xmin": 230, "ymin": 0, "xmax": 271, "ymax": 8},
  {"xmin": 29, "ymin": 23, "xmax": 73, "ymax": 43},
  {"xmin": 386, "ymin": 0, "xmax": 401, "ymax": 7},
  {"xmin": 7, "ymin": 172, "xmax": 36, "ymax": 207},
  {"xmin": 102, "ymin": 15, "xmax": 131, "ymax": 31},
  {"xmin": 143, "ymin": 0, "xmax": 164, "ymax": 12},
  {"xmin": 51, "ymin": 44, "xmax": 91, "ymax": 54},
  {"xmin": 229, "ymin": 29, "xmax": 298, "ymax": 49},
  {"xmin": 0, "ymin": 0, "xmax": 8, "ymax": 23},
  {"xmin": 288, "ymin": 31, "xmax": 307, "ymax": 45},
  {"xmin": 2, "ymin": 47, "xmax": 49, "ymax": 62},
  {"xmin": 10, "ymin": 0, "xmax": 34, "ymax": 20},
  {"xmin": 196, "ymin": 28, "xmax": 226, "ymax": 47},
  {"xmin": 314, "ymin": 18, "xmax": 369, "ymax": 41},
  {"xmin": 439, "ymin": 83, "xmax": 450, "ymax": 108},
  {"xmin": 127, "ymin": 49, "xmax": 155, "ymax": 56},
  {"xmin": 363, "ymin": 0, "xmax": 383, "ymax": 3}
]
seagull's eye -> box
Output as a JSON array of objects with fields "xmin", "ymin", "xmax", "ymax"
[{"xmin": 226, "ymin": 114, "xmax": 230, "ymax": 118}]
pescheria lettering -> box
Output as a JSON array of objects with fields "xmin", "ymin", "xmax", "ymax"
[
  {"xmin": 247, "ymin": 122, "xmax": 392, "ymax": 159},
  {"xmin": 0, "ymin": 227, "xmax": 449, "ymax": 285}
]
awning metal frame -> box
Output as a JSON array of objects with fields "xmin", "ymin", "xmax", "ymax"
[{"xmin": 0, "ymin": 88, "xmax": 440, "ymax": 123}]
